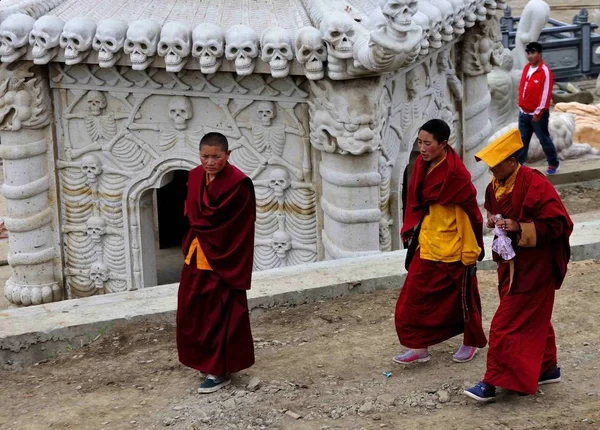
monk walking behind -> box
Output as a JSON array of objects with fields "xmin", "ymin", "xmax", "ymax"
[
  {"xmin": 177, "ymin": 132, "xmax": 256, "ymax": 393},
  {"xmin": 393, "ymin": 119, "xmax": 487, "ymax": 365},
  {"xmin": 464, "ymin": 128, "xmax": 573, "ymax": 402}
]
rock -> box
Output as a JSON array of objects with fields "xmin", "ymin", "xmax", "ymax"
[
  {"xmin": 222, "ymin": 398, "xmax": 237, "ymax": 409},
  {"xmin": 358, "ymin": 402, "xmax": 375, "ymax": 415},
  {"xmin": 247, "ymin": 377, "xmax": 261, "ymax": 392},
  {"xmin": 437, "ymin": 390, "xmax": 451, "ymax": 403},
  {"xmin": 172, "ymin": 406, "xmax": 185, "ymax": 411},
  {"xmin": 162, "ymin": 418, "xmax": 175, "ymax": 427},
  {"xmin": 330, "ymin": 410, "xmax": 341, "ymax": 420},
  {"xmin": 201, "ymin": 417, "xmax": 211, "ymax": 424},
  {"xmin": 376, "ymin": 394, "xmax": 396, "ymax": 406},
  {"xmin": 285, "ymin": 411, "xmax": 302, "ymax": 420},
  {"xmin": 552, "ymin": 89, "xmax": 594, "ymax": 105}
]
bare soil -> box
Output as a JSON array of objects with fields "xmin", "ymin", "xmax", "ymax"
[
  {"xmin": 558, "ymin": 180, "xmax": 600, "ymax": 215},
  {"xmin": 1, "ymin": 260, "xmax": 600, "ymax": 430}
]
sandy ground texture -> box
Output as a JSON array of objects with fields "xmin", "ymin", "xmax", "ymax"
[{"xmin": 1, "ymin": 260, "xmax": 599, "ymax": 430}]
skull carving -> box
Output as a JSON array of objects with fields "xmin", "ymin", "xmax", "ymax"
[
  {"xmin": 124, "ymin": 19, "xmax": 161, "ymax": 71},
  {"xmin": 418, "ymin": 2, "xmax": 443, "ymax": 50},
  {"xmin": 192, "ymin": 23, "xmax": 225, "ymax": 74},
  {"xmin": 463, "ymin": 0, "xmax": 477, "ymax": 27},
  {"xmin": 0, "ymin": 13, "xmax": 35, "ymax": 63},
  {"xmin": 29, "ymin": 15, "xmax": 65, "ymax": 65},
  {"xmin": 80, "ymin": 154, "xmax": 103, "ymax": 184},
  {"xmin": 168, "ymin": 96, "xmax": 193, "ymax": 130},
  {"xmin": 89, "ymin": 261, "xmax": 110, "ymax": 291},
  {"xmin": 412, "ymin": 12, "xmax": 431, "ymax": 56},
  {"xmin": 158, "ymin": 21, "xmax": 192, "ymax": 73},
  {"xmin": 93, "ymin": 19, "xmax": 128, "ymax": 68},
  {"xmin": 225, "ymin": 25, "xmax": 259, "ymax": 76},
  {"xmin": 406, "ymin": 67, "xmax": 424, "ymax": 100},
  {"xmin": 60, "ymin": 17, "xmax": 97, "ymax": 65},
  {"xmin": 261, "ymin": 26, "xmax": 294, "ymax": 78},
  {"xmin": 295, "ymin": 26, "xmax": 327, "ymax": 80},
  {"xmin": 320, "ymin": 11, "xmax": 356, "ymax": 60},
  {"xmin": 87, "ymin": 91, "xmax": 107, "ymax": 116},
  {"xmin": 85, "ymin": 216, "xmax": 107, "ymax": 243},
  {"xmin": 268, "ymin": 168, "xmax": 290, "ymax": 198},
  {"xmin": 378, "ymin": 0, "xmax": 419, "ymax": 33},
  {"xmin": 271, "ymin": 230, "xmax": 292, "ymax": 259},
  {"xmin": 449, "ymin": 0, "xmax": 467, "ymax": 35},
  {"xmin": 474, "ymin": 0, "xmax": 487, "ymax": 22},
  {"xmin": 426, "ymin": 0, "xmax": 455, "ymax": 42},
  {"xmin": 256, "ymin": 101, "xmax": 276, "ymax": 127}
]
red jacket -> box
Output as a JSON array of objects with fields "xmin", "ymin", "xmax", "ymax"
[{"xmin": 518, "ymin": 60, "xmax": 553, "ymax": 116}]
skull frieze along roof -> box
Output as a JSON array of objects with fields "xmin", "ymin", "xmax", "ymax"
[{"xmin": 0, "ymin": 0, "xmax": 507, "ymax": 80}]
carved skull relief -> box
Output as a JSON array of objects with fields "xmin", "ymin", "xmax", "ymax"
[
  {"xmin": 80, "ymin": 154, "xmax": 103, "ymax": 184},
  {"xmin": 379, "ymin": 0, "xmax": 419, "ymax": 33},
  {"xmin": 418, "ymin": 2, "xmax": 443, "ymax": 49},
  {"xmin": 29, "ymin": 15, "xmax": 65, "ymax": 65},
  {"xmin": 85, "ymin": 216, "xmax": 107, "ymax": 243},
  {"xmin": 320, "ymin": 11, "xmax": 356, "ymax": 60},
  {"xmin": 449, "ymin": 0, "xmax": 467, "ymax": 34},
  {"xmin": 427, "ymin": 0, "xmax": 455, "ymax": 42},
  {"xmin": 60, "ymin": 17, "xmax": 97, "ymax": 65},
  {"xmin": 225, "ymin": 25, "xmax": 259, "ymax": 76},
  {"xmin": 124, "ymin": 19, "xmax": 161, "ymax": 71},
  {"xmin": 89, "ymin": 261, "xmax": 110, "ymax": 290},
  {"xmin": 463, "ymin": 0, "xmax": 477, "ymax": 27},
  {"xmin": 158, "ymin": 21, "xmax": 192, "ymax": 73},
  {"xmin": 0, "ymin": 13, "xmax": 35, "ymax": 63},
  {"xmin": 295, "ymin": 26, "xmax": 327, "ymax": 80},
  {"xmin": 87, "ymin": 91, "xmax": 107, "ymax": 116},
  {"xmin": 256, "ymin": 101, "xmax": 277, "ymax": 127},
  {"xmin": 192, "ymin": 23, "xmax": 225, "ymax": 74},
  {"xmin": 271, "ymin": 230, "xmax": 292, "ymax": 259},
  {"xmin": 93, "ymin": 19, "xmax": 128, "ymax": 68},
  {"xmin": 412, "ymin": 12, "xmax": 431, "ymax": 56},
  {"xmin": 268, "ymin": 168, "xmax": 291, "ymax": 197},
  {"xmin": 261, "ymin": 26, "xmax": 294, "ymax": 78},
  {"xmin": 168, "ymin": 96, "xmax": 193, "ymax": 130}
]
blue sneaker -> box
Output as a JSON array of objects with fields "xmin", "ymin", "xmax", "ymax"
[
  {"xmin": 539, "ymin": 366, "xmax": 561, "ymax": 385},
  {"xmin": 546, "ymin": 165, "xmax": 560, "ymax": 175},
  {"xmin": 198, "ymin": 375, "xmax": 231, "ymax": 394},
  {"xmin": 464, "ymin": 382, "xmax": 496, "ymax": 402}
]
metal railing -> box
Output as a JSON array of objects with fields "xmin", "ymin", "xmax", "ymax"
[{"xmin": 500, "ymin": 7, "xmax": 600, "ymax": 80}]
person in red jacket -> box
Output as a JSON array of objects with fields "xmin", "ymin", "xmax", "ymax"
[{"xmin": 517, "ymin": 42, "xmax": 560, "ymax": 175}]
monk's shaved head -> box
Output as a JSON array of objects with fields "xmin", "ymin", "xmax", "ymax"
[
  {"xmin": 200, "ymin": 132, "xmax": 229, "ymax": 152},
  {"xmin": 419, "ymin": 119, "xmax": 451, "ymax": 144}
]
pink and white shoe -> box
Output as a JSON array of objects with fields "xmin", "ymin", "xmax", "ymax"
[
  {"xmin": 452, "ymin": 345, "xmax": 478, "ymax": 363},
  {"xmin": 393, "ymin": 350, "xmax": 431, "ymax": 365}
]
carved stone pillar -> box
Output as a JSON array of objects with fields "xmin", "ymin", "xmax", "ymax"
[
  {"xmin": 460, "ymin": 18, "xmax": 503, "ymax": 207},
  {"xmin": 0, "ymin": 62, "xmax": 62, "ymax": 306},
  {"xmin": 308, "ymin": 77, "xmax": 385, "ymax": 259}
]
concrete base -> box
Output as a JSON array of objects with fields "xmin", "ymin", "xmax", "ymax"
[{"xmin": 2, "ymin": 220, "xmax": 600, "ymax": 368}]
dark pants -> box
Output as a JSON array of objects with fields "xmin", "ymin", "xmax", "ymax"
[{"xmin": 518, "ymin": 110, "xmax": 559, "ymax": 167}]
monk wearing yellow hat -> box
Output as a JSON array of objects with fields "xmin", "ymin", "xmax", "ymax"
[{"xmin": 464, "ymin": 128, "xmax": 573, "ymax": 402}]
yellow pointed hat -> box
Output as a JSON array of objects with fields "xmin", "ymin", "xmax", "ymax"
[{"xmin": 474, "ymin": 128, "xmax": 524, "ymax": 168}]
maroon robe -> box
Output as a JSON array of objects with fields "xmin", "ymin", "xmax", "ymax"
[
  {"xmin": 483, "ymin": 166, "xmax": 573, "ymax": 394},
  {"xmin": 177, "ymin": 163, "xmax": 256, "ymax": 376},
  {"xmin": 395, "ymin": 147, "xmax": 487, "ymax": 349}
]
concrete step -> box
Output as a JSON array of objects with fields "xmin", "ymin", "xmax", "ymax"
[
  {"xmin": 531, "ymin": 158, "xmax": 600, "ymax": 186},
  {"xmin": 1, "ymin": 219, "xmax": 600, "ymax": 369}
]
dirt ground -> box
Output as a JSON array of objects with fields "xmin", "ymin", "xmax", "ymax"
[
  {"xmin": 558, "ymin": 180, "xmax": 600, "ymax": 215},
  {"xmin": 1, "ymin": 259, "xmax": 600, "ymax": 430}
]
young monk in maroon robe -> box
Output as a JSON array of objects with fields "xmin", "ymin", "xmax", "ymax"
[
  {"xmin": 177, "ymin": 132, "xmax": 256, "ymax": 394},
  {"xmin": 394, "ymin": 119, "xmax": 487, "ymax": 365},
  {"xmin": 464, "ymin": 128, "xmax": 573, "ymax": 402}
]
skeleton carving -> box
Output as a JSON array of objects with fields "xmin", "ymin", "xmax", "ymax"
[
  {"xmin": 89, "ymin": 261, "xmax": 110, "ymax": 292},
  {"xmin": 449, "ymin": 0, "xmax": 467, "ymax": 35},
  {"xmin": 124, "ymin": 19, "xmax": 161, "ymax": 71},
  {"xmin": 0, "ymin": 13, "xmax": 35, "ymax": 63},
  {"xmin": 80, "ymin": 154, "xmax": 103, "ymax": 185},
  {"xmin": 379, "ymin": 0, "xmax": 419, "ymax": 33},
  {"xmin": 320, "ymin": 11, "xmax": 356, "ymax": 60},
  {"xmin": 257, "ymin": 101, "xmax": 276, "ymax": 127},
  {"xmin": 93, "ymin": 19, "xmax": 128, "ymax": 68},
  {"xmin": 60, "ymin": 17, "xmax": 96, "ymax": 65},
  {"xmin": 158, "ymin": 21, "xmax": 192, "ymax": 73},
  {"xmin": 426, "ymin": 0, "xmax": 455, "ymax": 42},
  {"xmin": 192, "ymin": 23, "xmax": 225, "ymax": 74},
  {"xmin": 85, "ymin": 216, "xmax": 107, "ymax": 243},
  {"xmin": 168, "ymin": 96, "xmax": 193, "ymax": 131},
  {"xmin": 463, "ymin": 0, "xmax": 478, "ymax": 27},
  {"xmin": 271, "ymin": 229, "xmax": 293, "ymax": 259},
  {"xmin": 412, "ymin": 11, "xmax": 431, "ymax": 56},
  {"xmin": 261, "ymin": 27, "xmax": 294, "ymax": 78},
  {"xmin": 295, "ymin": 26, "xmax": 326, "ymax": 80},
  {"xmin": 418, "ymin": 2, "xmax": 444, "ymax": 50},
  {"xmin": 268, "ymin": 168, "xmax": 291, "ymax": 198},
  {"xmin": 29, "ymin": 15, "xmax": 65, "ymax": 65},
  {"xmin": 225, "ymin": 25, "xmax": 259, "ymax": 76}
]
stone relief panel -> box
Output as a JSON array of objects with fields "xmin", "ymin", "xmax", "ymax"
[
  {"xmin": 51, "ymin": 66, "xmax": 316, "ymax": 295},
  {"xmin": 380, "ymin": 46, "xmax": 463, "ymax": 250}
]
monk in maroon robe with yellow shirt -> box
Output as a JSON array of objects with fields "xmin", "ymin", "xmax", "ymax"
[
  {"xmin": 394, "ymin": 119, "xmax": 487, "ymax": 365},
  {"xmin": 177, "ymin": 132, "xmax": 256, "ymax": 394},
  {"xmin": 464, "ymin": 128, "xmax": 573, "ymax": 402}
]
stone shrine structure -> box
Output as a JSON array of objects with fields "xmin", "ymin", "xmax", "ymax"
[{"xmin": 0, "ymin": 0, "xmax": 508, "ymax": 306}]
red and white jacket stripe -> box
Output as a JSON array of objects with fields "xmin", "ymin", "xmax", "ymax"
[{"xmin": 518, "ymin": 60, "xmax": 554, "ymax": 116}]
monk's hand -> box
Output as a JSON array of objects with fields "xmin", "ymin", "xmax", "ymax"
[
  {"xmin": 486, "ymin": 215, "xmax": 496, "ymax": 229},
  {"xmin": 495, "ymin": 218, "xmax": 521, "ymax": 233}
]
